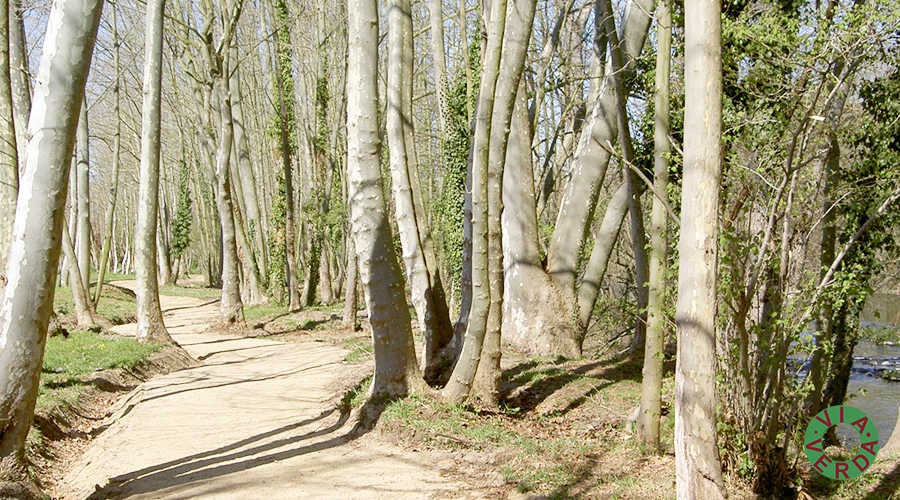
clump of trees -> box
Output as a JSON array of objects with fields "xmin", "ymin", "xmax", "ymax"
[{"xmin": 0, "ymin": 0, "xmax": 899, "ymax": 497}]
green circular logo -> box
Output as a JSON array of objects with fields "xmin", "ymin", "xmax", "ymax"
[{"xmin": 805, "ymin": 405, "xmax": 879, "ymax": 480}]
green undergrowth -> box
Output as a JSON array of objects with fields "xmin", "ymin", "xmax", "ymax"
[
  {"xmin": 343, "ymin": 337, "xmax": 373, "ymax": 363},
  {"xmin": 243, "ymin": 303, "xmax": 290, "ymax": 322},
  {"xmin": 54, "ymin": 285, "xmax": 136, "ymax": 325},
  {"xmin": 38, "ymin": 330, "xmax": 165, "ymax": 410},
  {"xmin": 381, "ymin": 394, "xmax": 602, "ymax": 497}
]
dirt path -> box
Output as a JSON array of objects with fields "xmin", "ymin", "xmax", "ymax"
[{"xmin": 59, "ymin": 284, "xmax": 485, "ymax": 500}]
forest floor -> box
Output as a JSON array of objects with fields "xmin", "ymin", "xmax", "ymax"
[{"xmin": 41, "ymin": 280, "xmax": 900, "ymax": 500}]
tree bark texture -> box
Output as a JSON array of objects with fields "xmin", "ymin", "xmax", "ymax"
[
  {"xmin": 135, "ymin": 0, "xmax": 171, "ymax": 342},
  {"xmin": 347, "ymin": 0, "xmax": 422, "ymax": 397},
  {"xmin": 0, "ymin": 0, "xmax": 18, "ymax": 285},
  {"xmin": 76, "ymin": 102, "xmax": 91, "ymax": 294},
  {"xmin": 386, "ymin": 0, "xmax": 454, "ymax": 383},
  {"xmin": 0, "ymin": 0, "xmax": 103, "ymax": 480},
  {"xmin": 8, "ymin": 0, "xmax": 29, "ymax": 169},
  {"xmin": 442, "ymin": 0, "xmax": 506, "ymax": 404},
  {"xmin": 637, "ymin": 0, "xmax": 671, "ymax": 449},
  {"xmin": 674, "ymin": 0, "xmax": 727, "ymax": 495},
  {"xmin": 473, "ymin": 0, "xmax": 536, "ymax": 404}
]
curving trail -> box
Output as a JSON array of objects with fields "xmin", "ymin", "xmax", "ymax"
[{"xmin": 60, "ymin": 283, "xmax": 481, "ymax": 500}]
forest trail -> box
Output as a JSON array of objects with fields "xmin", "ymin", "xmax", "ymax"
[{"xmin": 59, "ymin": 283, "xmax": 482, "ymax": 500}]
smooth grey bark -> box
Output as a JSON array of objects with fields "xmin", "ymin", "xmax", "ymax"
[
  {"xmin": 75, "ymin": 102, "xmax": 91, "ymax": 294},
  {"xmin": 502, "ymin": 81, "xmax": 580, "ymax": 357},
  {"xmin": 386, "ymin": 0, "xmax": 454, "ymax": 383},
  {"xmin": 503, "ymin": 0, "xmax": 654, "ymax": 357},
  {"xmin": 472, "ymin": 0, "xmax": 536, "ymax": 404},
  {"xmin": 8, "ymin": 0, "xmax": 28, "ymax": 168},
  {"xmin": 347, "ymin": 0, "xmax": 422, "ymax": 396},
  {"xmin": 674, "ymin": 0, "xmax": 726, "ymax": 494},
  {"xmin": 428, "ymin": 0, "xmax": 448, "ymax": 133},
  {"xmin": 0, "ymin": 0, "xmax": 103, "ymax": 481},
  {"xmin": 637, "ymin": 0, "xmax": 670, "ymax": 449},
  {"xmin": 135, "ymin": 0, "xmax": 171, "ymax": 342},
  {"xmin": 230, "ymin": 44, "xmax": 267, "ymax": 275},
  {"xmin": 208, "ymin": 1, "xmax": 244, "ymax": 326},
  {"xmin": 546, "ymin": 0, "xmax": 653, "ymax": 292},
  {"xmin": 94, "ymin": 4, "xmax": 121, "ymax": 304},
  {"xmin": 214, "ymin": 72, "xmax": 244, "ymax": 325},
  {"xmin": 443, "ymin": 0, "xmax": 507, "ymax": 403},
  {"xmin": 0, "ymin": 0, "xmax": 17, "ymax": 285}
]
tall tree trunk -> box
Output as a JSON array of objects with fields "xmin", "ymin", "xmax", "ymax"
[
  {"xmin": 0, "ymin": 0, "xmax": 17, "ymax": 286},
  {"xmin": 674, "ymin": 0, "xmax": 726, "ymax": 495},
  {"xmin": 213, "ymin": 79, "xmax": 244, "ymax": 325},
  {"xmin": 637, "ymin": 0, "xmax": 670, "ymax": 449},
  {"xmin": 0, "ymin": 0, "xmax": 103, "ymax": 486},
  {"xmin": 504, "ymin": 0, "xmax": 654, "ymax": 356},
  {"xmin": 230, "ymin": 43, "xmax": 267, "ymax": 275},
  {"xmin": 472, "ymin": 0, "xmax": 536, "ymax": 404},
  {"xmin": 75, "ymin": 102, "xmax": 91, "ymax": 294},
  {"xmin": 386, "ymin": 0, "xmax": 454, "ymax": 383},
  {"xmin": 271, "ymin": 0, "xmax": 301, "ymax": 309},
  {"xmin": 135, "ymin": 0, "xmax": 172, "ymax": 343},
  {"xmin": 442, "ymin": 0, "xmax": 506, "ymax": 404},
  {"xmin": 8, "ymin": 0, "xmax": 28, "ymax": 169},
  {"xmin": 428, "ymin": 0, "xmax": 448, "ymax": 134},
  {"xmin": 347, "ymin": 0, "xmax": 423, "ymax": 396},
  {"xmin": 94, "ymin": 4, "xmax": 121, "ymax": 304}
]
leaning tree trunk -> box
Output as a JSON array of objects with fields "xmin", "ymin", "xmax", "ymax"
[
  {"xmin": 62, "ymin": 224, "xmax": 97, "ymax": 326},
  {"xmin": 135, "ymin": 0, "xmax": 172, "ymax": 342},
  {"xmin": 0, "ymin": 0, "xmax": 17, "ymax": 286},
  {"xmin": 75, "ymin": 102, "xmax": 91, "ymax": 294},
  {"xmin": 386, "ymin": 0, "xmax": 454, "ymax": 383},
  {"xmin": 674, "ymin": 0, "xmax": 726, "ymax": 496},
  {"xmin": 0, "ymin": 0, "xmax": 103, "ymax": 488},
  {"xmin": 347, "ymin": 0, "xmax": 423, "ymax": 397},
  {"xmin": 636, "ymin": 0, "xmax": 671, "ymax": 450},
  {"xmin": 472, "ymin": 0, "xmax": 536, "ymax": 404},
  {"xmin": 8, "ymin": 0, "xmax": 28, "ymax": 169},
  {"xmin": 442, "ymin": 0, "xmax": 506, "ymax": 403},
  {"xmin": 504, "ymin": 0, "xmax": 654, "ymax": 357},
  {"xmin": 94, "ymin": 5, "xmax": 121, "ymax": 304}
]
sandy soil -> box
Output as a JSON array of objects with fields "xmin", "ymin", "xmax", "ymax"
[{"xmin": 58, "ymin": 283, "xmax": 489, "ymax": 500}]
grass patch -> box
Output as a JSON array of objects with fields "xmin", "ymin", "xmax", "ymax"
[
  {"xmin": 39, "ymin": 330, "xmax": 165, "ymax": 409},
  {"xmin": 54, "ymin": 285, "xmax": 136, "ymax": 324},
  {"xmin": 243, "ymin": 304, "xmax": 290, "ymax": 322},
  {"xmin": 343, "ymin": 337, "xmax": 373, "ymax": 363},
  {"xmin": 382, "ymin": 394, "xmax": 595, "ymax": 494}
]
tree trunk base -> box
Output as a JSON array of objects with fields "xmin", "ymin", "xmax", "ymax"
[{"xmin": 503, "ymin": 266, "xmax": 580, "ymax": 357}]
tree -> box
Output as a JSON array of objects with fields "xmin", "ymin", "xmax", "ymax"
[
  {"xmin": 0, "ymin": 0, "xmax": 104, "ymax": 490},
  {"xmin": 674, "ymin": 0, "xmax": 726, "ymax": 495},
  {"xmin": 637, "ymin": 0, "xmax": 671, "ymax": 450},
  {"xmin": 135, "ymin": 0, "xmax": 172, "ymax": 342},
  {"xmin": 385, "ymin": 0, "xmax": 454, "ymax": 383},
  {"xmin": 0, "ymin": 0, "xmax": 17, "ymax": 287},
  {"xmin": 75, "ymin": 101, "xmax": 92, "ymax": 294},
  {"xmin": 346, "ymin": 0, "xmax": 422, "ymax": 397},
  {"xmin": 209, "ymin": 0, "xmax": 246, "ymax": 326}
]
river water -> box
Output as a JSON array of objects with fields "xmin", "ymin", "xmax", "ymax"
[{"xmin": 845, "ymin": 342, "xmax": 900, "ymax": 447}]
